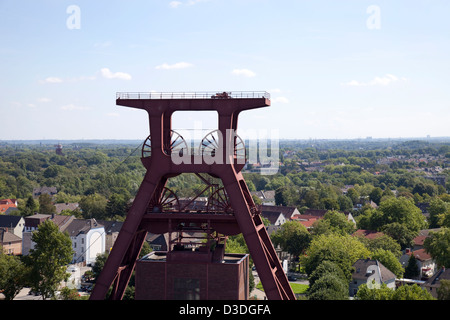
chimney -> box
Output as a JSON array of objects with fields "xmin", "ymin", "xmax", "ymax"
[{"xmin": 405, "ymin": 248, "xmax": 411, "ymax": 254}]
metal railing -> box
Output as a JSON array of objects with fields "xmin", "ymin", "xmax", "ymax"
[{"xmin": 116, "ymin": 91, "xmax": 270, "ymax": 100}]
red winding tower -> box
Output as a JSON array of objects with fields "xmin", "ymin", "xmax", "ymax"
[{"xmin": 89, "ymin": 91, "xmax": 295, "ymax": 300}]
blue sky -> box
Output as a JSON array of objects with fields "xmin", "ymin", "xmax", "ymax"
[{"xmin": 1, "ymin": 0, "xmax": 449, "ymax": 140}]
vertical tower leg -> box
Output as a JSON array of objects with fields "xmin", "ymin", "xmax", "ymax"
[
  {"xmin": 222, "ymin": 171, "xmax": 296, "ymax": 300},
  {"xmin": 89, "ymin": 170, "xmax": 163, "ymax": 300}
]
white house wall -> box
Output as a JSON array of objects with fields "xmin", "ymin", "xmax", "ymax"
[{"xmin": 86, "ymin": 228, "xmax": 105, "ymax": 265}]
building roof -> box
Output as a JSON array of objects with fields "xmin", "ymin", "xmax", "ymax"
[
  {"xmin": 423, "ymin": 268, "xmax": 450, "ymax": 288},
  {"xmin": 302, "ymin": 209, "xmax": 328, "ymax": 217},
  {"xmin": 260, "ymin": 211, "xmax": 284, "ymax": 225},
  {"xmin": 24, "ymin": 213, "xmax": 74, "ymax": 232},
  {"xmin": 0, "ymin": 228, "xmax": 22, "ymax": 244},
  {"xmin": 0, "ymin": 215, "xmax": 23, "ymax": 229},
  {"xmin": 33, "ymin": 186, "xmax": 57, "ymax": 197},
  {"xmin": 97, "ymin": 220, "xmax": 123, "ymax": 234},
  {"xmin": 406, "ymin": 248, "xmax": 432, "ymax": 262},
  {"xmin": 251, "ymin": 190, "xmax": 275, "ymax": 201},
  {"xmin": 54, "ymin": 202, "xmax": 79, "ymax": 214},
  {"xmin": 352, "ymin": 259, "xmax": 396, "ymax": 282},
  {"xmin": 0, "ymin": 198, "xmax": 17, "ymax": 213},
  {"xmin": 65, "ymin": 219, "xmax": 104, "ymax": 237},
  {"xmin": 259, "ymin": 204, "xmax": 299, "ymax": 220},
  {"xmin": 413, "ymin": 228, "xmax": 441, "ymax": 246},
  {"xmin": 291, "ymin": 215, "xmax": 319, "ymax": 228},
  {"xmin": 352, "ymin": 229, "xmax": 385, "ymax": 240},
  {"xmin": 413, "ymin": 235, "xmax": 427, "ymax": 246}
]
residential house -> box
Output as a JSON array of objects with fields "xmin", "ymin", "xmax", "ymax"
[
  {"xmin": 97, "ymin": 220, "xmax": 123, "ymax": 253},
  {"xmin": 22, "ymin": 213, "xmax": 75, "ymax": 255},
  {"xmin": 261, "ymin": 211, "xmax": 286, "ymax": 226},
  {"xmin": 0, "ymin": 229, "xmax": 22, "ymax": 255},
  {"xmin": 422, "ymin": 267, "xmax": 450, "ymax": 299},
  {"xmin": 352, "ymin": 229, "xmax": 385, "ymax": 240},
  {"xmin": 146, "ymin": 232, "xmax": 169, "ymax": 251},
  {"xmin": 294, "ymin": 209, "xmax": 356, "ymax": 229},
  {"xmin": 399, "ymin": 248, "xmax": 436, "ymax": 279},
  {"xmin": 259, "ymin": 204, "xmax": 300, "ymax": 221},
  {"xmin": 32, "ymin": 186, "xmax": 57, "ymax": 199},
  {"xmin": 251, "ymin": 190, "xmax": 275, "ymax": 205},
  {"xmin": 55, "ymin": 202, "xmax": 80, "ymax": 214},
  {"xmin": 65, "ymin": 218, "xmax": 105, "ymax": 266},
  {"xmin": 349, "ymin": 258, "xmax": 396, "ymax": 297},
  {"xmin": 0, "ymin": 215, "xmax": 25, "ymax": 238},
  {"xmin": 0, "ymin": 198, "xmax": 17, "ymax": 214},
  {"xmin": 412, "ymin": 228, "xmax": 441, "ymax": 251},
  {"xmin": 291, "ymin": 214, "xmax": 319, "ymax": 230}
]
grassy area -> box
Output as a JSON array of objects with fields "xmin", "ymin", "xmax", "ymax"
[{"xmin": 256, "ymin": 282, "xmax": 308, "ymax": 295}]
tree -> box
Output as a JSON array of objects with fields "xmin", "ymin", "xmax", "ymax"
[
  {"xmin": 376, "ymin": 197, "xmax": 427, "ymax": 233},
  {"xmin": 428, "ymin": 198, "xmax": 450, "ymax": 228},
  {"xmin": 391, "ymin": 284, "xmax": 435, "ymax": 300},
  {"xmin": 382, "ymin": 222, "xmax": 417, "ymax": 250},
  {"xmin": 38, "ymin": 193, "xmax": 56, "ymax": 215},
  {"xmin": 308, "ymin": 260, "xmax": 346, "ymax": 289},
  {"xmin": 371, "ymin": 249, "xmax": 404, "ymax": 278},
  {"xmin": 270, "ymin": 221, "xmax": 311, "ymax": 259},
  {"xmin": 308, "ymin": 273, "xmax": 348, "ymax": 300},
  {"xmin": 437, "ymin": 279, "xmax": 450, "ymax": 300},
  {"xmin": 404, "ymin": 254, "xmax": 420, "ymax": 279},
  {"xmin": 346, "ymin": 188, "xmax": 360, "ymax": 205},
  {"xmin": 79, "ymin": 193, "xmax": 107, "ymax": 220},
  {"xmin": 0, "ymin": 248, "xmax": 27, "ymax": 300},
  {"xmin": 19, "ymin": 195, "xmax": 38, "ymax": 216},
  {"xmin": 303, "ymin": 233, "xmax": 371, "ymax": 281},
  {"xmin": 423, "ymin": 228, "xmax": 450, "ymax": 268},
  {"xmin": 369, "ymin": 187, "xmax": 383, "ymax": 205},
  {"xmin": 320, "ymin": 210, "xmax": 355, "ymax": 236},
  {"xmin": 25, "ymin": 220, "xmax": 74, "ymax": 300},
  {"xmin": 303, "ymin": 189, "xmax": 320, "ymax": 209},
  {"xmin": 91, "ymin": 251, "xmax": 110, "ymax": 294},
  {"xmin": 106, "ymin": 193, "xmax": 129, "ymax": 219},
  {"xmin": 355, "ymin": 283, "xmax": 394, "ymax": 300},
  {"xmin": 357, "ymin": 234, "xmax": 402, "ymax": 258},
  {"xmin": 337, "ymin": 195, "xmax": 353, "ymax": 211},
  {"xmin": 275, "ymin": 185, "xmax": 297, "ymax": 207}
]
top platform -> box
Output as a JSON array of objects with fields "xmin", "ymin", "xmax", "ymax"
[{"xmin": 116, "ymin": 91, "xmax": 270, "ymax": 100}]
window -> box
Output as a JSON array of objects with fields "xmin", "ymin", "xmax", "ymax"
[{"xmin": 173, "ymin": 278, "xmax": 200, "ymax": 300}]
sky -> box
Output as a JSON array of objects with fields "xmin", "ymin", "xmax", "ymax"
[{"xmin": 1, "ymin": 0, "xmax": 450, "ymax": 141}]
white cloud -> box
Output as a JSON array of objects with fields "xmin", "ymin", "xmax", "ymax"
[
  {"xmin": 342, "ymin": 74, "xmax": 407, "ymax": 87},
  {"xmin": 232, "ymin": 68, "xmax": 256, "ymax": 77},
  {"xmin": 94, "ymin": 41, "xmax": 112, "ymax": 48},
  {"xmin": 272, "ymin": 96, "xmax": 289, "ymax": 104},
  {"xmin": 169, "ymin": 1, "xmax": 182, "ymax": 8},
  {"xmin": 100, "ymin": 68, "xmax": 132, "ymax": 80},
  {"xmin": 106, "ymin": 112, "xmax": 120, "ymax": 117},
  {"xmin": 186, "ymin": 0, "xmax": 209, "ymax": 5},
  {"xmin": 155, "ymin": 62, "xmax": 193, "ymax": 70},
  {"xmin": 37, "ymin": 97, "xmax": 51, "ymax": 103},
  {"xmin": 61, "ymin": 104, "xmax": 90, "ymax": 111},
  {"xmin": 169, "ymin": 0, "xmax": 209, "ymax": 8},
  {"xmin": 41, "ymin": 77, "xmax": 63, "ymax": 84}
]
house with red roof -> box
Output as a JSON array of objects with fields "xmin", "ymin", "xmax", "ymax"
[
  {"xmin": 0, "ymin": 198, "xmax": 17, "ymax": 214},
  {"xmin": 399, "ymin": 248, "xmax": 436, "ymax": 279},
  {"xmin": 352, "ymin": 229, "xmax": 385, "ymax": 240}
]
